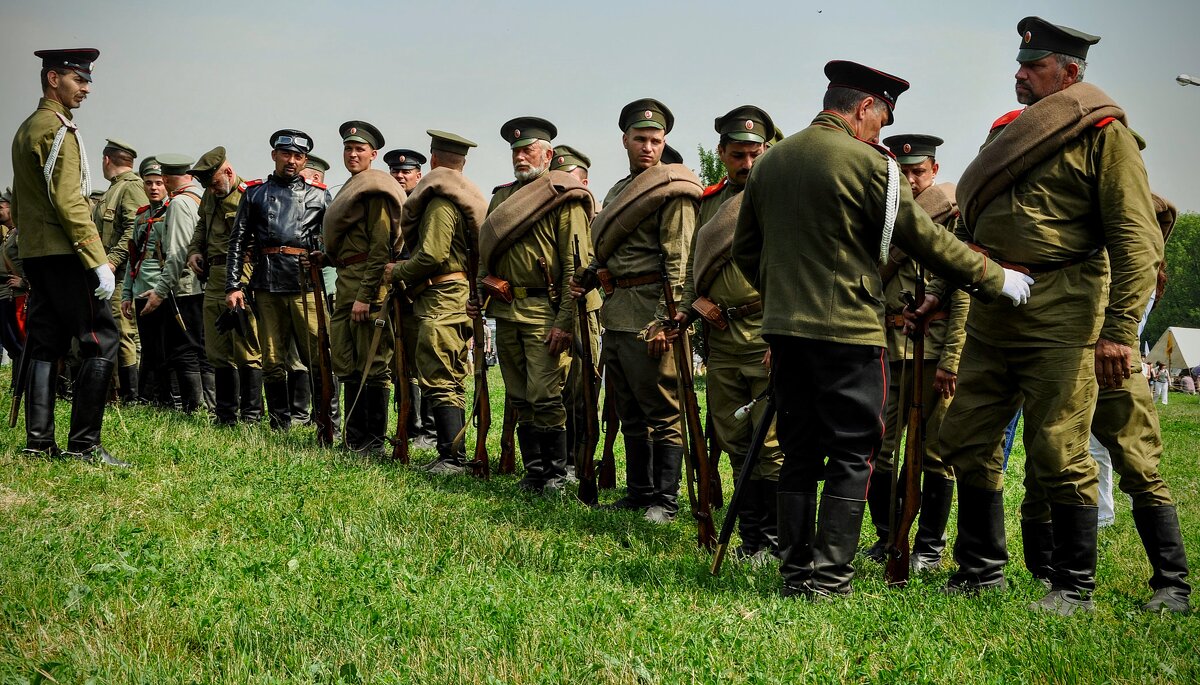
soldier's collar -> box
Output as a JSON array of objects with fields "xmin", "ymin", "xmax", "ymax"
[{"xmin": 37, "ymin": 97, "xmax": 73, "ymax": 120}]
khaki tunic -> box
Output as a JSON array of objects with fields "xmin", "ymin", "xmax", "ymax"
[
  {"xmin": 330, "ymin": 196, "xmax": 394, "ymax": 385},
  {"xmin": 156, "ymin": 182, "xmax": 204, "ymax": 298},
  {"xmin": 94, "ymin": 170, "xmax": 148, "ymax": 369}
]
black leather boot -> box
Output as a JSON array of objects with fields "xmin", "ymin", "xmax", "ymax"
[
  {"xmin": 65, "ymin": 357, "xmax": 127, "ymax": 467},
  {"xmin": 289, "ymin": 369, "xmax": 312, "ymax": 425},
  {"xmin": 179, "ymin": 371, "xmax": 205, "ymax": 414},
  {"xmin": 23, "ymin": 359, "xmax": 58, "ymax": 455},
  {"xmin": 609, "ymin": 437, "xmax": 653, "ymax": 511},
  {"xmin": 118, "ymin": 364, "xmax": 139, "ymax": 404},
  {"xmin": 265, "ymin": 380, "xmax": 292, "ymax": 430},
  {"xmin": 1030, "ymin": 503, "xmax": 1097, "ymax": 615},
  {"xmin": 426, "ymin": 405, "xmax": 467, "ymax": 474},
  {"xmin": 213, "ymin": 368, "xmax": 239, "ymax": 426},
  {"xmin": 341, "ymin": 380, "xmax": 365, "ymax": 449},
  {"xmin": 863, "ymin": 468, "xmax": 893, "ymax": 563},
  {"xmin": 645, "ymin": 442, "xmax": 683, "ymax": 524},
  {"xmin": 540, "ymin": 428, "xmax": 569, "ymax": 494},
  {"xmin": 912, "ymin": 475, "xmax": 955, "ymax": 572},
  {"xmin": 418, "ymin": 393, "xmax": 437, "ymax": 441},
  {"xmin": 945, "ymin": 485, "xmax": 1008, "ymax": 593},
  {"xmin": 363, "ymin": 383, "xmax": 390, "ymax": 454},
  {"xmin": 779, "ymin": 490, "xmax": 818, "ymax": 597},
  {"xmin": 1133, "ymin": 505, "xmax": 1192, "ymax": 613},
  {"xmin": 239, "ymin": 367, "xmax": 264, "ymax": 423},
  {"xmin": 811, "ymin": 495, "xmax": 866, "ymax": 596},
  {"xmin": 734, "ymin": 479, "xmax": 768, "ymax": 559},
  {"xmin": 201, "ymin": 370, "xmax": 216, "ymax": 412},
  {"xmin": 1021, "ymin": 519, "xmax": 1055, "ymax": 587},
  {"xmin": 516, "ymin": 424, "xmax": 543, "ymax": 491}
]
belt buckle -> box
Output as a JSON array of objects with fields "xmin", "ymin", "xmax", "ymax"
[
  {"xmin": 513, "ymin": 286, "xmax": 528, "ymax": 299},
  {"xmin": 373, "ymin": 318, "xmax": 386, "ymax": 329}
]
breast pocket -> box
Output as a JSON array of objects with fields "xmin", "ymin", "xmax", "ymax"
[{"xmin": 860, "ymin": 273, "xmax": 884, "ymax": 304}]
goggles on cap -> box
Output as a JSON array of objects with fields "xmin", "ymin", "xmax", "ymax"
[{"xmin": 273, "ymin": 134, "xmax": 310, "ymax": 150}]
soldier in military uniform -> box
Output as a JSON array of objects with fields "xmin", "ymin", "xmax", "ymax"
[
  {"xmin": 186, "ymin": 146, "xmax": 264, "ymax": 425},
  {"xmin": 300, "ymin": 154, "xmax": 339, "ymax": 310},
  {"xmin": 678, "ymin": 105, "xmax": 784, "ymax": 558},
  {"xmin": 0, "ymin": 188, "xmax": 26, "ymax": 378},
  {"xmin": 385, "ymin": 148, "xmax": 426, "ymax": 193},
  {"xmin": 859, "ymin": 134, "xmax": 968, "ymax": 573},
  {"xmin": 122, "ymin": 158, "xmax": 167, "ymax": 403},
  {"xmin": 384, "ymin": 130, "xmax": 485, "ymax": 473},
  {"xmin": 92, "ymin": 139, "xmax": 148, "ymax": 402},
  {"xmin": 572, "ymin": 99, "xmax": 699, "ymax": 524},
  {"xmin": 11, "ymin": 48, "xmax": 125, "ymax": 464},
  {"xmin": 733, "ymin": 60, "xmax": 1030, "ymax": 599},
  {"xmin": 474, "ymin": 117, "xmax": 593, "ymax": 492},
  {"xmin": 226, "ymin": 130, "xmax": 338, "ymax": 438}
]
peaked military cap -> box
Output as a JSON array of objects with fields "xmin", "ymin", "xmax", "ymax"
[
  {"xmin": 714, "ymin": 105, "xmax": 776, "ymax": 144},
  {"xmin": 35, "ymin": 48, "xmax": 99, "ymax": 82},
  {"xmin": 427, "ymin": 130, "xmax": 477, "ymax": 156},
  {"xmin": 1017, "ymin": 16, "xmax": 1100, "ymax": 62},
  {"xmin": 551, "ymin": 145, "xmax": 591, "ymax": 172},
  {"xmin": 189, "ymin": 146, "xmax": 227, "ymax": 182},
  {"xmin": 103, "ymin": 138, "xmax": 137, "ymax": 158},
  {"xmin": 500, "ymin": 117, "xmax": 557, "ymax": 149},
  {"xmin": 157, "ymin": 153, "xmax": 196, "ymax": 176},
  {"xmin": 1, "ymin": 187, "xmax": 13, "ymax": 203},
  {"xmin": 882, "ymin": 134, "xmax": 943, "ymax": 165},
  {"xmin": 271, "ymin": 129, "xmax": 314, "ymax": 154},
  {"xmin": 384, "ymin": 149, "xmax": 427, "ymax": 170},
  {"xmin": 619, "ymin": 98, "xmax": 674, "ymax": 133},
  {"xmin": 768, "ymin": 128, "xmax": 786, "ymax": 147},
  {"xmin": 824, "ymin": 60, "xmax": 910, "ymax": 126},
  {"xmin": 340, "ymin": 121, "xmax": 384, "ymax": 150},
  {"xmin": 139, "ymin": 157, "xmax": 163, "ymax": 177},
  {"xmin": 661, "ymin": 144, "xmax": 683, "ymax": 165},
  {"xmin": 305, "ymin": 154, "xmax": 330, "ymax": 173}
]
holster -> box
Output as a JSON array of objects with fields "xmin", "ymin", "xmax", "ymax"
[
  {"xmin": 481, "ymin": 274, "xmax": 514, "ymax": 304},
  {"xmin": 690, "ymin": 296, "xmax": 728, "ymax": 331},
  {"xmin": 537, "ymin": 257, "xmax": 560, "ymax": 309},
  {"xmin": 597, "ymin": 268, "xmax": 614, "ymax": 296}
]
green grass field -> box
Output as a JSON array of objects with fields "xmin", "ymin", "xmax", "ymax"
[{"xmin": 1, "ymin": 366, "xmax": 1198, "ymax": 684}]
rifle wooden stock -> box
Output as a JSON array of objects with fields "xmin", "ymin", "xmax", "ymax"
[
  {"xmin": 884, "ymin": 265, "xmax": 926, "ymax": 587},
  {"xmin": 498, "ymin": 397, "xmax": 516, "ymax": 474},
  {"xmin": 573, "ymin": 236, "xmax": 600, "ymax": 505},
  {"xmin": 308, "ymin": 266, "xmax": 336, "ymax": 447},
  {"xmin": 705, "ymin": 411, "xmax": 725, "ymax": 509},
  {"xmin": 390, "ymin": 294, "xmax": 411, "ymax": 464},
  {"xmin": 662, "ymin": 263, "xmax": 717, "ymax": 550},
  {"xmin": 464, "ymin": 231, "xmax": 491, "ymax": 479},
  {"xmin": 599, "ymin": 382, "xmax": 618, "ymax": 490},
  {"xmin": 711, "ymin": 392, "xmax": 776, "ymax": 575}
]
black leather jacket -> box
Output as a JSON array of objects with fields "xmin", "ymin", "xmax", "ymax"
[{"xmin": 225, "ymin": 174, "xmax": 331, "ymax": 294}]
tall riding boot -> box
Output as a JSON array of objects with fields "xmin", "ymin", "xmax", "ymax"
[
  {"xmin": 759, "ymin": 479, "xmax": 780, "ymax": 556},
  {"xmin": 734, "ymin": 479, "xmax": 768, "ymax": 558},
  {"xmin": 23, "ymin": 359, "xmax": 58, "ymax": 455},
  {"xmin": 427, "ymin": 405, "xmax": 466, "ymax": 475},
  {"xmin": 610, "ymin": 437, "xmax": 653, "ymax": 510},
  {"xmin": 201, "ymin": 370, "xmax": 217, "ymax": 413},
  {"xmin": 179, "ymin": 371, "xmax": 205, "ymax": 414},
  {"xmin": 1132, "ymin": 505, "xmax": 1192, "ymax": 613},
  {"xmin": 419, "ymin": 395, "xmax": 437, "ymax": 440},
  {"xmin": 863, "ymin": 468, "xmax": 894, "ymax": 562},
  {"xmin": 65, "ymin": 357, "xmax": 127, "ymax": 466},
  {"xmin": 289, "ymin": 369, "xmax": 312, "ymax": 425},
  {"xmin": 265, "ymin": 380, "xmax": 292, "ymax": 430},
  {"xmin": 540, "ymin": 428, "xmax": 569, "ymax": 493},
  {"xmin": 912, "ymin": 475, "xmax": 956, "ymax": 572},
  {"xmin": 1021, "ymin": 519, "xmax": 1055, "ymax": 586},
  {"xmin": 811, "ymin": 495, "xmax": 867, "ymax": 596},
  {"xmin": 239, "ymin": 367, "xmax": 264, "ymax": 423},
  {"xmin": 364, "ymin": 384, "xmax": 390, "ymax": 453},
  {"xmin": 118, "ymin": 364, "xmax": 139, "ymax": 404},
  {"xmin": 516, "ymin": 424, "xmax": 544, "ymax": 491},
  {"xmin": 645, "ymin": 442, "xmax": 683, "ymax": 524},
  {"xmin": 406, "ymin": 383, "xmax": 422, "ymax": 434},
  {"xmin": 946, "ymin": 485, "xmax": 1008, "ymax": 593},
  {"xmin": 341, "ymin": 380, "xmax": 365, "ymax": 448},
  {"xmin": 1031, "ymin": 503, "xmax": 1097, "ymax": 615},
  {"xmin": 779, "ymin": 490, "xmax": 818, "ymax": 597},
  {"xmin": 213, "ymin": 367, "xmax": 240, "ymax": 426}
]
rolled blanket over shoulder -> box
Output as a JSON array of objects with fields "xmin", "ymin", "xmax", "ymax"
[
  {"xmin": 916, "ymin": 182, "xmax": 958, "ymax": 226},
  {"xmin": 692, "ymin": 192, "xmax": 743, "ymax": 293},
  {"xmin": 323, "ymin": 169, "xmax": 406, "ymax": 256},
  {"xmin": 479, "ymin": 170, "xmax": 594, "ymax": 270},
  {"xmin": 957, "ymin": 83, "xmax": 1124, "ymax": 230},
  {"xmin": 592, "ymin": 163, "xmax": 702, "ymax": 263},
  {"xmin": 398, "ymin": 167, "xmax": 489, "ymax": 252}
]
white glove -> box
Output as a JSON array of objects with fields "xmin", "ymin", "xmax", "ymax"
[
  {"xmin": 93, "ymin": 264, "xmax": 116, "ymax": 300},
  {"xmin": 1000, "ymin": 268, "xmax": 1034, "ymax": 306}
]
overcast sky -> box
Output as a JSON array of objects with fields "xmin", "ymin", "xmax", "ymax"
[{"xmin": 2, "ymin": 1, "xmax": 1198, "ymax": 210}]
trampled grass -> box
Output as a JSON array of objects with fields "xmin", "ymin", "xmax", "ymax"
[{"xmin": 1, "ymin": 366, "xmax": 1197, "ymax": 684}]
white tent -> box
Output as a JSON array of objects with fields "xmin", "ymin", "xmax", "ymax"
[{"xmin": 1146, "ymin": 327, "xmax": 1200, "ymax": 371}]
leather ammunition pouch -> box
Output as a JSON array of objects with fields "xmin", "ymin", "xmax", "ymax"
[
  {"xmin": 481, "ymin": 274, "xmax": 514, "ymax": 304},
  {"xmin": 690, "ymin": 296, "xmax": 728, "ymax": 331}
]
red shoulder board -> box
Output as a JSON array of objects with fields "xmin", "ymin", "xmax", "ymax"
[
  {"xmin": 492, "ymin": 180, "xmax": 516, "ymax": 194},
  {"xmin": 1094, "ymin": 116, "xmax": 1117, "ymax": 128},
  {"xmin": 236, "ymin": 181, "xmax": 248, "ymax": 192},
  {"xmin": 990, "ymin": 109, "xmax": 1025, "ymax": 131},
  {"xmin": 304, "ymin": 178, "xmax": 327, "ymax": 190},
  {"xmin": 243, "ymin": 179, "xmax": 265, "ymax": 188},
  {"xmin": 136, "ymin": 204, "xmax": 151, "ymax": 215},
  {"xmin": 701, "ymin": 178, "xmax": 728, "ymax": 199}
]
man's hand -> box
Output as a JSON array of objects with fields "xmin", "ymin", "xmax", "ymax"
[
  {"xmin": 187, "ymin": 254, "xmax": 205, "ymax": 276},
  {"xmin": 762, "ymin": 348, "xmax": 771, "ymax": 369},
  {"xmin": 92, "ymin": 265, "xmax": 115, "ymax": 300},
  {"xmin": 569, "ymin": 275, "xmax": 586, "ymax": 300},
  {"xmin": 384, "ymin": 261, "xmax": 397, "ymax": 284},
  {"xmin": 646, "ymin": 328, "xmax": 670, "ymax": 358},
  {"xmin": 546, "ymin": 327, "xmax": 573, "ymax": 356},
  {"xmin": 1001, "ymin": 268, "xmax": 1035, "ymax": 306},
  {"xmin": 351, "ymin": 300, "xmax": 371, "ymax": 322},
  {"xmin": 107, "ymin": 262, "xmax": 117, "ymax": 273},
  {"xmin": 1095, "ymin": 337, "xmax": 1132, "ymax": 389},
  {"xmin": 140, "ymin": 290, "xmax": 163, "ymax": 315},
  {"xmin": 309, "ymin": 250, "xmax": 326, "ymax": 269},
  {"xmin": 466, "ymin": 298, "xmax": 481, "ymax": 320},
  {"xmin": 665, "ymin": 312, "xmax": 689, "ymax": 344},
  {"xmin": 7, "ymin": 276, "xmax": 23, "ymax": 289},
  {"xmin": 906, "ymin": 294, "xmax": 942, "ymax": 335},
  {"xmin": 226, "ymin": 290, "xmax": 245, "ymax": 311},
  {"xmin": 933, "ymin": 368, "xmax": 957, "ymax": 399},
  {"xmin": 120, "ymin": 300, "xmax": 133, "ymax": 320}
]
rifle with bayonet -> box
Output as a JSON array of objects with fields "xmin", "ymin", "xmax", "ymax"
[
  {"xmin": 573, "ymin": 235, "xmax": 601, "ymax": 505},
  {"xmin": 711, "ymin": 384, "xmax": 774, "ymax": 574},
  {"xmin": 463, "ymin": 225, "xmax": 491, "ymax": 479},
  {"xmin": 305, "ymin": 260, "xmax": 336, "ymax": 447},
  {"xmin": 598, "ymin": 382, "xmax": 618, "ymax": 489},
  {"xmin": 884, "ymin": 265, "xmax": 926, "ymax": 586},
  {"xmin": 389, "ymin": 289, "xmax": 411, "ymax": 463},
  {"xmin": 660, "ymin": 255, "xmax": 716, "ymax": 549}
]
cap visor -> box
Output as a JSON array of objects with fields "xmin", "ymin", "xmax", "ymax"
[
  {"xmin": 343, "ymin": 135, "xmax": 371, "ymax": 145},
  {"xmin": 725, "ymin": 132, "xmax": 766, "ymax": 143},
  {"xmin": 628, "ymin": 121, "xmax": 664, "ymax": 130},
  {"xmin": 895, "ymin": 154, "xmax": 929, "ymax": 165},
  {"xmin": 1016, "ymin": 48, "xmax": 1053, "ymax": 62},
  {"xmin": 509, "ymin": 137, "xmax": 541, "ymax": 149}
]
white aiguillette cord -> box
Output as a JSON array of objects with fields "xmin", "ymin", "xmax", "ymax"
[
  {"xmin": 43, "ymin": 112, "xmax": 92, "ymax": 202},
  {"xmin": 880, "ymin": 157, "xmax": 899, "ymax": 264}
]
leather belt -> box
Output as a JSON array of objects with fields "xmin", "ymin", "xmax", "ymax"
[
  {"xmin": 409, "ymin": 271, "xmax": 467, "ymax": 298},
  {"xmin": 967, "ymin": 243, "xmax": 1100, "ymax": 276},
  {"xmin": 723, "ymin": 300, "xmax": 761, "ymax": 321},
  {"xmin": 886, "ymin": 311, "xmax": 948, "ymax": 329},
  {"xmin": 260, "ymin": 246, "xmax": 308, "ymax": 257},
  {"xmin": 615, "ymin": 272, "xmax": 660, "ymax": 289},
  {"xmin": 333, "ymin": 252, "xmax": 370, "ymax": 268},
  {"xmin": 511, "ymin": 286, "xmax": 550, "ymax": 299}
]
